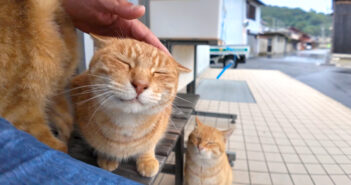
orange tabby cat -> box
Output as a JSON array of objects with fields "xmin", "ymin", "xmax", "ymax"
[
  {"xmin": 70, "ymin": 35, "xmax": 190, "ymax": 177},
  {"xmin": 0, "ymin": 0, "xmax": 79, "ymax": 152},
  {"xmin": 185, "ymin": 117, "xmax": 234, "ymax": 185}
]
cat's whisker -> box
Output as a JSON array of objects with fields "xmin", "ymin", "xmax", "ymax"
[
  {"xmin": 56, "ymin": 84, "xmax": 112, "ymax": 95},
  {"xmin": 77, "ymin": 91, "xmax": 113, "ymax": 105},
  {"xmin": 88, "ymin": 94, "xmax": 114, "ymax": 125},
  {"xmin": 86, "ymin": 74, "xmax": 111, "ymax": 81},
  {"xmin": 69, "ymin": 88, "xmax": 109, "ymax": 96},
  {"xmin": 175, "ymin": 96, "xmax": 194, "ymax": 106},
  {"xmin": 169, "ymin": 118, "xmax": 177, "ymax": 128}
]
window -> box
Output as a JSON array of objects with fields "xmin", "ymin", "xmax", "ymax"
[{"xmin": 247, "ymin": 3, "xmax": 256, "ymax": 20}]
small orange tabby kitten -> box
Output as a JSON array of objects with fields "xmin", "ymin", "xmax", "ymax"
[
  {"xmin": 0, "ymin": 0, "xmax": 79, "ymax": 152},
  {"xmin": 70, "ymin": 35, "xmax": 190, "ymax": 177},
  {"xmin": 185, "ymin": 117, "xmax": 234, "ymax": 185}
]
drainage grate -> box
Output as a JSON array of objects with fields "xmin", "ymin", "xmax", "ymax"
[{"xmin": 196, "ymin": 79, "xmax": 256, "ymax": 103}]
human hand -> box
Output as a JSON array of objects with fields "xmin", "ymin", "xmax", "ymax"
[{"xmin": 62, "ymin": 0, "xmax": 169, "ymax": 54}]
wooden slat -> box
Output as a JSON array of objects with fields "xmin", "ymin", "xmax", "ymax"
[
  {"xmin": 155, "ymin": 133, "xmax": 179, "ymax": 156},
  {"xmin": 113, "ymin": 155, "xmax": 167, "ymax": 185},
  {"xmin": 68, "ymin": 131, "xmax": 167, "ymax": 185},
  {"xmin": 167, "ymin": 118, "xmax": 188, "ymax": 135},
  {"xmin": 67, "ymin": 94, "xmax": 196, "ymax": 184}
]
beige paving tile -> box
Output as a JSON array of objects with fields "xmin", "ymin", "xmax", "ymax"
[
  {"xmin": 330, "ymin": 175, "xmax": 351, "ymax": 185},
  {"xmin": 305, "ymin": 164, "xmax": 327, "ymax": 175},
  {"xmin": 286, "ymin": 163, "xmax": 308, "ymax": 174},
  {"xmin": 317, "ymin": 155, "xmax": 335, "ymax": 164},
  {"xmin": 334, "ymin": 155, "xmax": 351, "ymax": 164},
  {"xmin": 340, "ymin": 164, "xmax": 351, "ymax": 174},
  {"xmin": 271, "ymin": 173, "xmax": 293, "ymax": 185},
  {"xmin": 236, "ymin": 151, "xmax": 247, "ymax": 160},
  {"xmin": 262, "ymin": 144, "xmax": 280, "ymax": 153},
  {"xmin": 295, "ymin": 146, "xmax": 313, "ymax": 155},
  {"xmin": 282, "ymin": 153, "xmax": 301, "ymax": 163},
  {"xmin": 323, "ymin": 164, "xmax": 345, "ymax": 175},
  {"xmin": 234, "ymin": 159, "xmax": 248, "ymax": 171},
  {"xmin": 265, "ymin": 152, "xmax": 284, "ymax": 163},
  {"xmin": 300, "ymin": 154, "xmax": 319, "ymax": 163},
  {"xmin": 247, "ymin": 151, "xmax": 265, "ymax": 161},
  {"xmin": 246, "ymin": 143, "xmax": 262, "ymax": 152},
  {"xmin": 267, "ymin": 162, "xmax": 288, "ymax": 173},
  {"xmin": 279, "ymin": 146, "xmax": 295, "ymax": 154},
  {"xmin": 311, "ymin": 175, "xmax": 334, "ymax": 185},
  {"xmin": 250, "ymin": 172, "xmax": 272, "ymax": 185},
  {"xmin": 291, "ymin": 174, "xmax": 314, "ymax": 185},
  {"xmin": 233, "ymin": 170, "xmax": 251, "ymax": 184},
  {"xmin": 193, "ymin": 69, "xmax": 351, "ymax": 185},
  {"xmin": 249, "ymin": 161, "xmax": 268, "ymax": 172}
]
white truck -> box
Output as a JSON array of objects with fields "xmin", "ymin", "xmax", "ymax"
[{"xmin": 210, "ymin": 45, "xmax": 250, "ymax": 68}]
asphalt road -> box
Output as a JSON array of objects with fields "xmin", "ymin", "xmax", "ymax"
[{"xmin": 237, "ymin": 50, "xmax": 351, "ymax": 109}]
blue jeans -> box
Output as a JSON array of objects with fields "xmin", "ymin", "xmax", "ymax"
[{"xmin": 0, "ymin": 118, "xmax": 140, "ymax": 185}]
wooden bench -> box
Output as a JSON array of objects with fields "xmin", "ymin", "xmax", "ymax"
[
  {"xmin": 68, "ymin": 93, "xmax": 236, "ymax": 184},
  {"xmin": 68, "ymin": 94, "xmax": 198, "ymax": 185}
]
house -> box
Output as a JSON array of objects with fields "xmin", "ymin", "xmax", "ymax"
[
  {"xmin": 288, "ymin": 27, "xmax": 316, "ymax": 50},
  {"xmin": 258, "ymin": 32, "xmax": 292, "ymax": 56},
  {"xmin": 331, "ymin": 0, "xmax": 351, "ymax": 67}
]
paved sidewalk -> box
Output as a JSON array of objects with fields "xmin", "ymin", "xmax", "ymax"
[{"xmin": 155, "ymin": 69, "xmax": 351, "ymax": 185}]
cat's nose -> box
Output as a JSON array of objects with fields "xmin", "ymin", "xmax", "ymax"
[
  {"xmin": 198, "ymin": 144, "xmax": 205, "ymax": 151},
  {"xmin": 132, "ymin": 80, "xmax": 149, "ymax": 96}
]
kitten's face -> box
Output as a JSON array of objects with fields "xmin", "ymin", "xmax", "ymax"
[
  {"xmin": 88, "ymin": 36, "xmax": 189, "ymax": 114},
  {"xmin": 188, "ymin": 118, "xmax": 233, "ymax": 160}
]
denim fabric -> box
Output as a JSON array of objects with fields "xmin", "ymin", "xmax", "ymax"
[{"xmin": 0, "ymin": 118, "xmax": 140, "ymax": 185}]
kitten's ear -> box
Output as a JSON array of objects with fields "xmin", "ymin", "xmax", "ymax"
[
  {"xmin": 222, "ymin": 128, "xmax": 234, "ymax": 141},
  {"xmin": 177, "ymin": 63, "xmax": 191, "ymax": 73},
  {"xmin": 194, "ymin": 116, "xmax": 203, "ymax": 129},
  {"xmin": 90, "ymin": 34, "xmax": 113, "ymax": 49}
]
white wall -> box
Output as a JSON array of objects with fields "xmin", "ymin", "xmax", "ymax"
[
  {"xmin": 171, "ymin": 45, "xmax": 194, "ymax": 91},
  {"xmin": 83, "ymin": 33, "xmax": 94, "ymax": 69},
  {"xmin": 150, "ymin": 0, "xmax": 222, "ymax": 39},
  {"xmin": 247, "ymin": 6, "xmax": 262, "ymax": 34},
  {"xmin": 221, "ymin": 0, "xmax": 246, "ymax": 45},
  {"xmin": 196, "ymin": 45, "xmax": 210, "ymax": 75}
]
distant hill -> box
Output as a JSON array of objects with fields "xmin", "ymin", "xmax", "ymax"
[{"xmin": 261, "ymin": 6, "xmax": 332, "ymax": 37}]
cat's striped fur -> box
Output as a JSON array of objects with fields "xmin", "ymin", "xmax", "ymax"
[
  {"xmin": 185, "ymin": 117, "xmax": 234, "ymax": 185},
  {"xmin": 70, "ymin": 35, "xmax": 190, "ymax": 177},
  {"xmin": 0, "ymin": 0, "xmax": 79, "ymax": 152}
]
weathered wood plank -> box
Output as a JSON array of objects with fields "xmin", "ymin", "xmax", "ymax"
[{"xmin": 68, "ymin": 130, "xmax": 167, "ymax": 185}]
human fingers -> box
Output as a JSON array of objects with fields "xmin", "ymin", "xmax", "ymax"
[
  {"xmin": 97, "ymin": 0, "xmax": 145, "ymax": 20},
  {"xmin": 128, "ymin": 20, "xmax": 170, "ymax": 55}
]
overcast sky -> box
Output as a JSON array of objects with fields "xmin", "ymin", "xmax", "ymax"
[{"xmin": 261, "ymin": 0, "xmax": 333, "ymax": 14}]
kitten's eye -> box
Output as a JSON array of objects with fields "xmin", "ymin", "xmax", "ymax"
[{"xmin": 207, "ymin": 142, "xmax": 217, "ymax": 146}]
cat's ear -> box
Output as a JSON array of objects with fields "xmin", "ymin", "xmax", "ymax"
[
  {"xmin": 177, "ymin": 63, "xmax": 191, "ymax": 73},
  {"xmin": 194, "ymin": 116, "xmax": 203, "ymax": 129},
  {"xmin": 221, "ymin": 128, "xmax": 234, "ymax": 142},
  {"xmin": 90, "ymin": 34, "xmax": 113, "ymax": 49}
]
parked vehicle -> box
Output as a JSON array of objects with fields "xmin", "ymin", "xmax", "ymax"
[{"xmin": 210, "ymin": 45, "xmax": 250, "ymax": 68}]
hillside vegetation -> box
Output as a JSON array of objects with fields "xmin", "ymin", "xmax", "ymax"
[{"xmin": 261, "ymin": 6, "xmax": 332, "ymax": 37}]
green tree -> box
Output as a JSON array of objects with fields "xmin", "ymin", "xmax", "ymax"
[{"xmin": 261, "ymin": 5, "xmax": 332, "ymax": 37}]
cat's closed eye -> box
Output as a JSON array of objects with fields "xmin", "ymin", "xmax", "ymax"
[
  {"xmin": 153, "ymin": 70, "xmax": 168, "ymax": 75},
  {"xmin": 117, "ymin": 60, "xmax": 131, "ymax": 69}
]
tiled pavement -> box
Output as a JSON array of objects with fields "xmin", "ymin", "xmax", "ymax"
[{"xmin": 155, "ymin": 69, "xmax": 351, "ymax": 185}]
